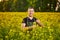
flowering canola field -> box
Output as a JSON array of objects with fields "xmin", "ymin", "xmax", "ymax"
[{"xmin": 0, "ymin": 12, "xmax": 60, "ymax": 40}]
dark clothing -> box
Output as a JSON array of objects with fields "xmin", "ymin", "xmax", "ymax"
[{"xmin": 22, "ymin": 17, "xmax": 37, "ymax": 27}]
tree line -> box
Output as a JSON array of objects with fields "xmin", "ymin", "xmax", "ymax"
[{"xmin": 0, "ymin": 0, "xmax": 60, "ymax": 12}]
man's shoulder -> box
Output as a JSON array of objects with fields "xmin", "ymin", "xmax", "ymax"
[{"xmin": 22, "ymin": 17, "xmax": 28, "ymax": 23}]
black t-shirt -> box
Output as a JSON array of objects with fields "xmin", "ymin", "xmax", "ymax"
[{"xmin": 22, "ymin": 17, "xmax": 37, "ymax": 27}]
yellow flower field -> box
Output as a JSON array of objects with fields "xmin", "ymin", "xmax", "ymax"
[{"xmin": 0, "ymin": 12, "xmax": 60, "ymax": 40}]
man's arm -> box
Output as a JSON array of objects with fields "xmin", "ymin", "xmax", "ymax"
[
  {"xmin": 36, "ymin": 20, "xmax": 44, "ymax": 27},
  {"xmin": 21, "ymin": 23, "xmax": 33, "ymax": 31}
]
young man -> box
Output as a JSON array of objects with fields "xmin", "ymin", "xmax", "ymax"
[{"xmin": 21, "ymin": 7, "xmax": 44, "ymax": 31}]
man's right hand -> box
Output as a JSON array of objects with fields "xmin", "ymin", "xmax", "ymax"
[
  {"xmin": 21, "ymin": 25, "xmax": 36, "ymax": 31},
  {"xmin": 21, "ymin": 27, "xmax": 33, "ymax": 31}
]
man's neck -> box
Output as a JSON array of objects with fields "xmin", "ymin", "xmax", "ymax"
[{"xmin": 28, "ymin": 16, "xmax": 33, "ymax": 20}]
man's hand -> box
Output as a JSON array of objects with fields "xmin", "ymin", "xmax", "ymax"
[
  {"xmin": 32, "ymin": 25, "xmax": 36, "ymax": 29},
  {"xmin": 21, "ymin": 27, "xmax": 33, "ymax": 31},
  {"xmin": 21, "ymin": 25, "xmax": 36, "ymax": 31}
]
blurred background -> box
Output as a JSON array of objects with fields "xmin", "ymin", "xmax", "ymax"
[
  {"xmin": 0, "ymin": 0, "xmax": 60, "ymax": 12},
  {"xmin": 0, "ymin": 0, "xmax": 60, "ymax": 40}
]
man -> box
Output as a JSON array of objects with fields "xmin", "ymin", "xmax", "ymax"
[{"xmin": 21, "ymin": 7, "xmax": 44, "ymax": 31}]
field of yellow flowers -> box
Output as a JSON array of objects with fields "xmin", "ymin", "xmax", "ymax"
[{"xmin": 0, "ymin": 12, "xmax": 60, "ymax": 40}]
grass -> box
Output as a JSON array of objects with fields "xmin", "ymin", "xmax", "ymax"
[{"xmin": 0, "ymin": 12, "xmax": 60, "ymax": 40}]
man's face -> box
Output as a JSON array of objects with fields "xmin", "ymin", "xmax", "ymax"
[{"xmin": 28, "ymin": 8, "xmax": 34, "ymax": 17}]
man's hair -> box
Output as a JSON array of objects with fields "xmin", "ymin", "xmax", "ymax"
[{"xmin": 28, "ymin": 7, "xmax": 34, "ymax": 9}]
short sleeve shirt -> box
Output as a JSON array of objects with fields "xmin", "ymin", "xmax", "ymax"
[{"xmin": 22, "ymin": 17, "xmax": 37, "ymax": 27}]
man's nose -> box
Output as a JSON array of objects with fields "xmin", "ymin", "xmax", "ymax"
[{"xmin": 30, "ymin": 12, "xmax": 32, "ymax": 14}]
